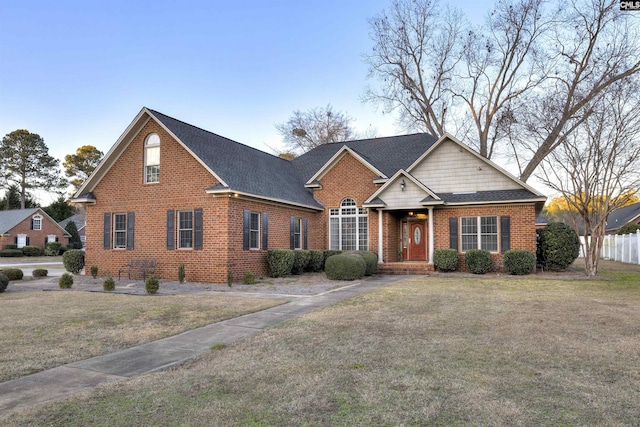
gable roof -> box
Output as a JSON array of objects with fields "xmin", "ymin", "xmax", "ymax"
[
  {"xmin": 606, "ymin": 202, "xmax": 640, "ymax": 232},
  {"xmin": 0, "ymin": 208, "xmax": 70, "ymax": 236},
  {"xmin": 58, "ymin": 212, "xmax": 86, "ymax": 232}
]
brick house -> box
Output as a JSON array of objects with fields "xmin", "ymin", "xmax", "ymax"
[
  {"xmin": 0, "ymin": 208, "xmax": 70, "ymax": 249},
  {"xmin": 72, "ymin": 108, "xmax": 546, "ymax": 282}
]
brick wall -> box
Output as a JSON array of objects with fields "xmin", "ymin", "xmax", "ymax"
[{"xmin": 0, "ymin": 211, "xmax": 68, "ymax": 249}]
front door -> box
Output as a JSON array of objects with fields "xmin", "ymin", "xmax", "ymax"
[{"xmin": 409, "ymin": 222, "xmax": 426, "ymax": 261}]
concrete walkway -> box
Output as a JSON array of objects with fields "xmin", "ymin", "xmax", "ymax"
[{"xmin": 0, "ymin": 274, "xmax": 412, "ymax": 419}]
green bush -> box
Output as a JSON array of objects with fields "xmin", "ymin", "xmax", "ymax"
[
  {"xmin": 464, "ymin": 249, "xmax": 492, "ymax": 274},
  {"xmin": 323, "ymin": 250, "xmax": 342, "ymax": 266},
  {"xmin": 44, "ymin": 242, "xmax": 62, "ymax": 256},
  {"xmin": 59, "ymin": 273, "xmax": 73, "ymax": 289},
  {"xmin": 22, "ymin": 246, "xmax": 42, "ymax": 256},
  {"xmin": 103, "ymin": 277, "xmax": 115, "ymax": 291},
  {"xmin": 0, "ymin": 249, "xmax": 23, "ymax": 257},
  {"xmin": 178, "ymin": 263, "xmax": 185, "ymax": 284},
  {"xmin": 63, "ymin": 250, "xmax": 85, "ymax": 274},
  {"xmin": 145, "ymin": 275, "xmax": 159, "ymax": 294},
  {"xmin": 617, "ymin": 223, "xmax": 640, "ymax": 235},
  {"xmin": 90, "ymin": 265, "xmax": 98, "ymax": 279},
  {"xmin": 291, "ymin": 250, "xmax": 311, "ymax": 275},
  {"xmin": 537, "ymin": 222, "xmax": 580, "ymax": 272},
  {"xmin": 325, "ymin": 253, "xmax": 366, "ymax": 281},
  {"xmin": 309, "ymin": 250, "xmax": 325, "ymax": 272},
  {"xmin": 227, "ymin": 271, "xmax": 233, "ymax": 287},
  {"xmin": 243, "ymin": 271, "xmax": 255, "ymax": 285},
  {"xmin": 434, "ymin": 249, "xmax": 459, "ymax": 272},
  {"xmin": 503, "ymin": 250, "xmax": 536, "ymax": 275},
  {"xmin": 1, "ymin": 268, "xmax": 23, "ymax": 281},
  {"xmin": 347, "ymin": 251, "xmax": 377, "ymax": 276},
  {"xmin": 3, "ymin": 244, "xmax": 18, "ymax": 250},
  {"xmin": 267, "ymin": 249, "xmax": 295, "ymax": 277},
  {"xmin": 32, "ymin": 269, "xmax": 48, "ymax": 278},
  {"xmin": 0, "ymin": 273, "xmax": 8, "ymax": 293}
]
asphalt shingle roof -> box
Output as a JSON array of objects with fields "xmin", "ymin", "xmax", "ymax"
[
  {"xmin": 0, "ymin": 208, "xmax": 40, "ymax": 234},
  {"xmin": 606, "ymin": 202, "xmax": 640, "ymax": 232},
  {"xmin": 437, "ymin": 189, "xmax": 542, "ymax": 203}
]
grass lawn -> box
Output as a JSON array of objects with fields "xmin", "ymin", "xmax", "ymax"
[
  {"xmin": 0, "ymin": 292, "xmax": 285, "ymax": 382},
  {"xmin": 6, "ymin": 261, "xmax": 640, "ymax": 426}
]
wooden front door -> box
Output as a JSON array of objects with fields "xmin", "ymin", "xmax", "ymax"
[{"xmin": 409, "ymin": 222, "xmax": 426, "ymax": 261}]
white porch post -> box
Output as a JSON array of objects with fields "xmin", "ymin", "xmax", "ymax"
[
  {"xmin": 378, "ymin": 208, "xmax": 384, "ymax": 263},
  {"xmin": 428, "ymin": 206, "xmax": 434, "ymax": 264}
]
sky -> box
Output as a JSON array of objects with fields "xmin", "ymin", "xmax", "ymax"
[{"xmin": 1, "ymin": 0, "xmax": 504, "ymax": 205}]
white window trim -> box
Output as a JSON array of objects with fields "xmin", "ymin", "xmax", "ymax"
[
  {"xmin": 144, "ymin": 133, "xmax": 160, "ymax": 184},
  {"xmin": 17, "ymin": 234, "xmax": 27, "ymax": 249},
  {"xmin": 249, "ymin": 212, "xmax": 261, "ymax": 250},
  {"xmin": 113, "ymin": 213, "xmax": 127, "ymax": 249},
  {"xmin": 177, "ymin": 210, "xmax": 194, "ymax": 250},
  {"xmin": 47, "ymin": 234, "xmax": 57, "ymax": 243},
  {"xmin": 329, "ymin": 198, "xmax": 368, "ymax": 251},
  {"xmin": 32, "ymin": 214, "xmax": 42, "ymax": 231},
  {"xmin": 460, "ymin": 216, "xmax": 499, "ymax": 253}
]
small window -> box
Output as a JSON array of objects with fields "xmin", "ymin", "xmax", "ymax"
[
  {"xmin": 293, "ymin": 218, "xmax": 302, "ymax": 250},
  {"xmin": 47, "ymin": 234, "xmax": 57, "ymax": 243},
  {"xmin": 17, "ymin": 234, "xmax": 27, "ymax": 249},
  {"xmin": 113, "ymin": 214, "xmax": 127, "ymax": 249},
  {"xmin": 249, "ymin": 212, "xmax": 260, "ymax": 250},
  {"xmin": 32, "ymin": 215, "xmax": 42, "ymax": 231},
  {"xmin": 144, "ymin": 133, "xmax": 160, "ymax": 184},
  {"xmin": 178, "ymin": 210, "xmax": 194, "ymax": 249}
]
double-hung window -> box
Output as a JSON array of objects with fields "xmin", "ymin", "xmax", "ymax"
[
  {"xmin": 460, "ymin": 216, "xmax": 498, "ymax": 252},
  {"xmin": 113, "ymin": 213, "xmax": 127, "ymax": 249},
  {"xmin": 144, "ymin": 133, "xmax": 160, "ymax": 184},
  {"xmin": 329, "ymin": 198, "xmax": 368, "ymax": 251},
  {"xmin": 249, "ymin": 212, "xmax": 260, "ymax": 250},
  {"xmin": 293, "ymin": 217, "xmax": 302, "ymax": 250},
  {"xmin": 32, "ymin": 215, "xmax": 42, "ymax": 231},
  {"xmin": 178, "ymin": 210, "xmax": 194, "ymax": 249}
]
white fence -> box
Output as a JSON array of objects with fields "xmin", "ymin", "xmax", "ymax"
[{"xmin": 601, "ymin": 231, "xmax": 640, "ymax": 265}]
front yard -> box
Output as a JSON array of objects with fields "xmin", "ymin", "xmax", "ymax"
[{"xmin": 5, "ymin": 260, "xmax": 640, "ymax": 426}]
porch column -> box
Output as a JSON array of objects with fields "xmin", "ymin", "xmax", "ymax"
[
  {"xmin": 428, "ymin": 206, "xmax": 434, "ymax": 264},
  {"xmin": 378, "ymin": 208, "xmax": 384, "ymax": 263}
]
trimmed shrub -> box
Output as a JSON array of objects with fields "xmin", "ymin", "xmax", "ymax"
[
  {"xmin": 243, "ymin": 271, "xmax": 255, "ymax": 285},
  {"xmin": 32, "ymin": 269, "xmax": 48, "ymax": 278},
  {"xmin": 90, "ymin": 265, "xmax": 98, "ymax": 279},
  {"xmin": 464, "ymin": 249, "xmax": 491, "ymax": 274},
  {"xmin": 145, "ymin": 275, "xmax": 159, "ymax": 294},
  {"xmin": 22, "ymin": 246, "xmax": 42, "ymax": 256},
  {"xmin": 351, "ymin": 251, "xmax": 377, "ymax": 276},
  {"xmin": 59, "ymin": 273, "xmax": 73, "ymax": 289},
  {"xmin": 503, "ymin": 250, "xmax": 536, "ymax": 275},
  {"xmin": 103, "ymin": 277, "xmax": 115, "ymax": 291},
  {"xmin": 44, "ymin": 242, "xmax": 62, "ymax": 256},
  {"xmin": 0, "ymin": 273, "xmax": 8, "ymax": 292},
  {"xmin": 309, "ymin": 250, "xmax": 325, "ymax": 272},
  {"xmin": 3, "ymin": 244, "xmax": 18, "ymax": 250},
  {"xmin": 323, "ymin": 250, "xmax": 342, "ymax": 266},
  {"xmin": 0, "ymin": 249, "xmax": 23, "ymax": 257},
  {"xmin": 227, "ymin": 271, "xmax": 233, "ymax": 287},
  {"xmin": 325, "ymin": 253, "xmax": 366, "ymax": 281},
  {"xmin": 537, "ymin": 222, "xmax": 580, "ymax": 272},
  {"xmin": 617, "ymin": 223, "xmax": 640, "ymax": 235},
  {"xmin": 63, "ymin": 250, "xmax": 85, "ymax": 274},
  {"xmin": 178, "ymin": 263, "xmax": 185, "ymax": 284},
  {"xmin": 434, "ymin": 249, "xmax": 459, "ymax": 272},
  {"xmin": 267, "ymin": 249, "xmax": 295, "ymax": 277},
  {"xmin": 1, "ymin": 268, "xmax": 23, "ymax": 281},
  {"xmin": 291, "ymin": 250, "xmax": 311, "ymax": 275}
]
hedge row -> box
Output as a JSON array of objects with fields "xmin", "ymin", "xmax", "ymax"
[
  {"xmin": 267, "ymin": 249, "xmax": 378, "ymax": 279},
  {"xmin": 0, "ymin": 242, "xmax": 69, "ymax": 257},
  {"xmin": 434, "ymin": 248, "xmax": 536, "ymax": 275}
]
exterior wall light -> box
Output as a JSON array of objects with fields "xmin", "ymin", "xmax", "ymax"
[{"xmin": 400, "ymin": 178, "xmax": 406, "ymax": 191}]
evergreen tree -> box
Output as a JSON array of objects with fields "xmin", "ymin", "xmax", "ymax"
[
  {"xmin": 43, "ymin": 196, "xmax": 75, "ymax": 222},
  {"xmin": 65, "ymin": 220, "xmax": 82, "ymax": 249}
]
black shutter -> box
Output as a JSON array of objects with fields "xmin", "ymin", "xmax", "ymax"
[
  {"xmin": 449, "ymin": 217, "xmax": 458, "ymax": 250},
  {"xmin": 262, "ymin": 212, "xmax": 268, "ymax": 250},
  {"xmin": 30, "ymin": 219, "xmax": 34, "ymax": 230},
  {"xmin": 243, "ymin": 210, "xmax": 250, "ymax": 250},
  {"xmin": 166, "ymin": 210, "xmax": 175, "ymax": 250},
  {"xmin": 26, "ymin": 236, "xmax": 30, "ymax": 246},
  {"xmin": 126, "ymin": 212, "xmax": 135, "ymax": 250},
  {"xmin": 501, "ymin": 216, "xmax": 511, "ymax": 253},
  {"xmin": 303, "ymin": 218, "xmax": 308, "ymax": 250},
  {"xmin": 14, "ymin": 236, "xmax": 17, "ymax": 244},
  {"xmin": 194, "ymin": 208, "xmax": 203, "ymax": 250},
  {"xmin": 103, "ymin": 213, "xmax": 110, "ymax": 249},
  {"xmin": 290, "ymin": 217, "xmax": 295, "ymax": 250}
]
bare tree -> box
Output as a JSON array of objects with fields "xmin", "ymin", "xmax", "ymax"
[
  {"xmin": 364, "ymin": 0, "xmax": 640, "ymax": 181},
  {"xmin": 276, "ymin": 105, "xmax": 359, "ymax": 154},
  {"xmin": 536, "ymin": 82, "xmax": 640, "ymax": 276}
]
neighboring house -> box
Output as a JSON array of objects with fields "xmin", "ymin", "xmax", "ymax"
[
  {"xmin": 58, "ymin": 211, "xmax": 86, "ymax": 247},
  {"xmin": 535, "ymin": 214, "xmax": 550, "ymax": 229},
  {"xmin": 605, "ymin": 202, "xmax": 640, "ymax": 234},
  {"xmin": 0, "ymin": 208, "xmax": 70, "ymax": 249},
  {"xmin": 72, "ymin": 108, "xmax": 546, "ymax": 282}
]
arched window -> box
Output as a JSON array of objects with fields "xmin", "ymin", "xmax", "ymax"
[
  {"xmin": 144, "ymin": 133, "xmax": 160, "ymax": 183},
  {"xmin": 32, "ymin": 214, "xmax": 42, "ymax": 231},
  {"xmin": 329, "ymin": 198, "xmax": 368, "ymax": 250}
]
